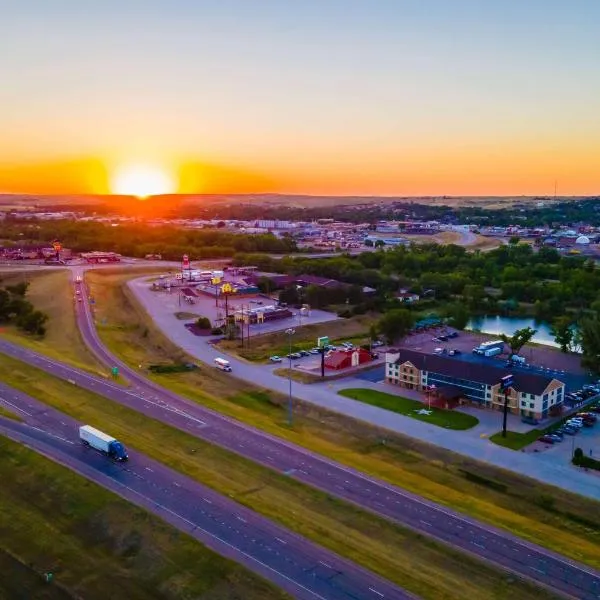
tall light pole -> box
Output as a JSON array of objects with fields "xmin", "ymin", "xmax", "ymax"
[{"xmin": 286, "ymin": 327, "xmax": 296, "ymax": 426}]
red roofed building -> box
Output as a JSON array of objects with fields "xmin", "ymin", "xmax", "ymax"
[{"xmin": 325, "ymin": 348, "xmax": 373, "ymax": 371}]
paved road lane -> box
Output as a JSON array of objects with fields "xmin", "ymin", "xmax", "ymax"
[{"xmin": 0, "ymin": 389, "xmax": 413, "ymax": 600}]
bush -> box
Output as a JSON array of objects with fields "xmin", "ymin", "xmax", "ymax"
[
  {"xmin": 211, "ymin": 327, "xmax": 224, "ymax": 335},
  {"xmin": 337, "ymin": 309, "xmax": 352, "ymax": 318},
  {"xmin": 195, "ymin": 316, "xmax": 211, "ymax": 330},
  {"xmin": 572, "ymin": 450, "xmax": 600, "ymax": 471}
]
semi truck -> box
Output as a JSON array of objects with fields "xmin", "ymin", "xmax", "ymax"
[{"xmin": 79, "ymin": 425, "xmax": 128, "ymax": 461}]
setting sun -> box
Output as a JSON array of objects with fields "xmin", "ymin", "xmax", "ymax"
[{"xmin": 111, "ymin": 165, "xmax": 175, "ymax": 198}]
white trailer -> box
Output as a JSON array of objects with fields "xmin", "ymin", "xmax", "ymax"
[
  {"xmin": 483, "ymin": 347, "xmax": 502, "ymax": 357},
  {"xmin": 79, "ymin": 425, "xmax": 128, "ymax": 461},
  {"xmin": 214, "ymin": 357, "xmax": 232, "ymax": 372}
]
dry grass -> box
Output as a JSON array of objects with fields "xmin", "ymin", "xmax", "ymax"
[
  {"xmin": 84, "ymin": 269, "xmax": 600, "ymax": 569},
  {"xmin": 0, "ymin": 269, "xmax": 104, "ymax": 374},
  {"xmin": 0, "ymin": 435, "xmax": 289, "ymax": 600},
  {"xmin": 218, "ymin": 316, "xmax": 373, "ymax": 362}
]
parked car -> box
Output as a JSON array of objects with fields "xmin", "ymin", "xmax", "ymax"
[
  {"xmin": 309, "ymin": 348, "xmax": 321, "ymax": 354},
  {"xmin": 538, "ymin": 435, "xmax": 555, "ymax": 444},
  {"xmin": 270, "ymin": 355, "xmax": 283, "ymax": 363},
  {"xmin": 290, "ymin": 352, "xmax": 302, "ymax": 360},
  {"xmin": 448, "ymin": 332, "xmax": 459, "ymax": 338},
  {"xmin": 299, "ymin": 350, "xmax": 310, "ymax": 357},
  {"xmin": 547, "ymin": 434, "xmax": 563, "ymax": 443},
  {"xmin": 372, "ymin": 340, "xmax": 384, "ymax": 347}
]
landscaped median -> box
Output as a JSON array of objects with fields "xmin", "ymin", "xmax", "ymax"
[{"xmin": 338, "ymin": 388, "xmax": 479, "ymax": 430}]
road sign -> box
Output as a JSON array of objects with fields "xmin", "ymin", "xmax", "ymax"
[
  {"xmin": 111, "ymin": 366, "xmax": 119, "ymax": 377},
  {"xmin": 317, "ymin": 336, "xmax": 329, "ymax": 348}
]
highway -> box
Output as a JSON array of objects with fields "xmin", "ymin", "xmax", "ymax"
[
  {"xmin": 0, "ymin": 382, "xmax": 412, "ymax": 600},
  {"xmin": 0, "ymin": 281, "xmax": 597, "ymax": 598}
]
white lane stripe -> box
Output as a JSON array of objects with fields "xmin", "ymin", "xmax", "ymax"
[{"xmin": 0, "ymin": 397, "xmax": 33, "ymax": 417}]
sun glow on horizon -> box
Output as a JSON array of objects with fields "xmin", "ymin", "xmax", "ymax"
[{"xmin": 111, "ymin": 164, "xmax": 175, "ymax": 198}]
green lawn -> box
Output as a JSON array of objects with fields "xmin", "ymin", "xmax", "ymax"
[
  {"xmin": 489, "ymin": 429, "xmax": 543, "ymax": 450},
  {"xmin": 339, "ymin": 388, "xmax": 480, "ymax": 430},
  {"xmin": 0, "ymin": 435, "xmax": 289, "ymax": 600}
]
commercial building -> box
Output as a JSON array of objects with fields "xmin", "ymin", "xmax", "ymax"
[{"xmin": 385, "ymin": 349, "xmax": 565, "ymax": 420}]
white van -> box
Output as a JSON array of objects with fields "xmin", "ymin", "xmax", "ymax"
[{"xmin": 214, "ymin": 357, "xmax": 232, "ymax": 372}]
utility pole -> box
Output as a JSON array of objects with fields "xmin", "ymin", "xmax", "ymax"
[
  {"xmin": 500, "ymin": 375, "xmax": 514, "ymax": 438},
  {"xmin": 286, "ymin": 328, "xmax": 296, "ymax": 426}
]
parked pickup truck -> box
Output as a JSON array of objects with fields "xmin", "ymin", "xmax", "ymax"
[{"xmin": 79, "ymin": 425, "xmax": 128, "ymax": 461}]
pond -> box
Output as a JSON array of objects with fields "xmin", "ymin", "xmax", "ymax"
[{"xmin": 466, "ymin": 315, "xmax": 558, "ymax": 348}]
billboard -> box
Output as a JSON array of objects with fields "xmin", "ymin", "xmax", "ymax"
[{"xmin": 182, "ymin": 254, "xmax": 190, "ymax": 269}]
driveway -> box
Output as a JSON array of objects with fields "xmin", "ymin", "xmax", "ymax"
[{"xmin": 126, "ymin": 275, "xmax": 600, "ymax": 500}]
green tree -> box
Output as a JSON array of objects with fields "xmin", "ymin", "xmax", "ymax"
[
  {"xmin": 17, "ymin": 310, "xmax": 48, "ymax": 336},
  {"xmin": 578, "ymin": 317, "xmax": 600, "ymax": 374},
  {"xmin": 500, "ymin": 326, "xmax": 537, "ymax": 357},
  {"xmin": 376, "ymin": 309, "xmax": 415, "ymax": 345},
  {"xmin": 446, "ymin": 303, "xmax": 470, "ymax": 330},
  {"xmin": 550, "ymin": 317, "xmax": 576, "ymax": 353}
]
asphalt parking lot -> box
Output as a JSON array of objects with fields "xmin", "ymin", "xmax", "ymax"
[{"xmin": 528, "ymin": 413, "xmax": 600, "ymax": 460}]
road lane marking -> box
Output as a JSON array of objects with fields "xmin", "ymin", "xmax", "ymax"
[
  {"xmin": 276, "ymin": 537, "xmax": 287, "ymax": 544},
  {"xmin": 369, "ymin": 588, "xmax": 384, "ymax": 597},
  {"xmin": 0, "ymin": 397, "xmax": 33, "ymax": 417},
  {"xmin": 319, "ymin": 561, "xmax": 331, "ymax": 568}
]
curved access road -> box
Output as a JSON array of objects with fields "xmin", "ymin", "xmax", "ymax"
[
  {"xmin": 0, "ymin": 292, "xmax": 598, "ymax": 598},
  {"xmin": 0, "ymin": 383, "xmax": 412, "ymax": 600}
]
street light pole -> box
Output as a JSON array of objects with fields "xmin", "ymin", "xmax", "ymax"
[{"xmin": 286, "ymin": 327, "xmax": 296, "ymax": 426}]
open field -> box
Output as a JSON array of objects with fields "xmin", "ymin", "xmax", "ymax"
[
  {"xmin": 83, "ymin": 269, "xmax": 600, "ymax": 569},
  {"xmin": 0, "ymin": 269, "xmax": 104, "ymax": 373},
  {"xmin": 217, "ymin": 316, "xmax": 373, "ymax": 362},
  {"xmin": 339, "ymin": 388, "xmax": 479, "ymax": 430},
  {"xmin": 0, "ymin": 435, "xmax": 288, "ymax": 600},
  {"xmin": 0, "ymin": 354, "xmax": 560, "ymax": 600}
]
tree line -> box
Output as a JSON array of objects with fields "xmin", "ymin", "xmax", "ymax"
[
  {"xmin": 0, "ymin": 281, "xmax": 48, "ymax": 336},
  {"xmin": 0, "ymin": 220, "xmax": 297, "ymax": 260},
  {"xmin": 236, "ymin": 240, "xmax": 600, "ymax": 372}
]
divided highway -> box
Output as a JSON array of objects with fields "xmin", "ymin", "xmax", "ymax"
[
  {"xmin": 0, "ymin": 270, "xmax": 597, "ymax": 599},
  {"xmin": 0, "ymin": 383, "xmax": 412, "ymax": 600},
  {"xmin": 4, "ymin": 341, "xmax": 600, "ymax": 600}
]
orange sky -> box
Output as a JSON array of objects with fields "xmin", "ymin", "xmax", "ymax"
[{"xmin": 2, "ymin": 3, "xmax": 599, "ymax": 197}]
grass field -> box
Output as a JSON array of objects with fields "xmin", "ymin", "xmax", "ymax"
[
  {"xmin": 0, "ymin": 354, "xmax": 561, "ymax": 600},
  {"xmin": 0, "ymin": 435, "xmax": 288, "ymax": 600},
  {"xmin": 218, "ymin": 315, "xmax": 373, "ymax": 362},
  {"xmin": 339, "ymin": 388, "xmax": 479, "ymax": 430},
  {"xmin": 83, "ymin": 268, "xmax": 600, "ymax": 570},
  {"xmin": 0, "ymin": 269, "xmax": 104, "ymax": 373},
  {"xmin": 490, "ymin": 430, "xmax": 543, "ymax": 450},
  {"xmin": 0, "ymin": 404, "xmax": 23, "ymax": 421}
]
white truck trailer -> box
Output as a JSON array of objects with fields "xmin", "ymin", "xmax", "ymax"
[{"xmin": 79, "ymin": 425, "xmax": 129, "ymax": 462}]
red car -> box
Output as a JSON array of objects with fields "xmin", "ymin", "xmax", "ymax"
[{"xmin": 538, "ymin": 435, "xmax": 555, "ymax": 444}]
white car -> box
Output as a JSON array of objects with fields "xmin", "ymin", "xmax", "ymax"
[
  {"xmin": 372, "ymin": 340, "xmax": 384, "ymax": 347},
  {"xmin": 270, "ymin": 356, "xmax": 283, "ymax": 363}
]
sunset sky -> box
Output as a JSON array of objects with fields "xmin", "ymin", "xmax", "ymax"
[{"xmin": 1, "ymin": 0, "xmax": 599, "ymax": 196}]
